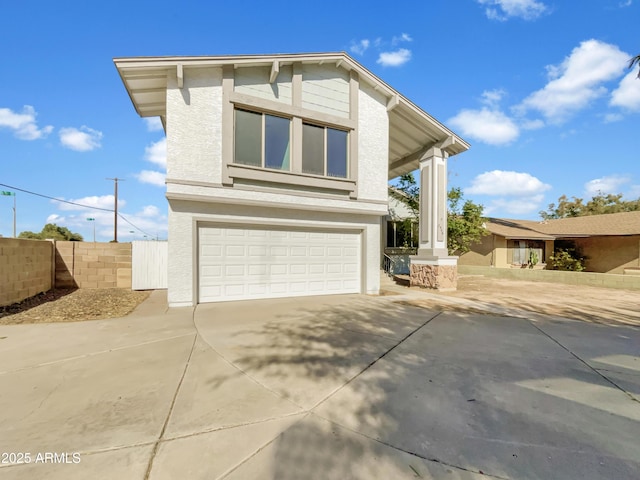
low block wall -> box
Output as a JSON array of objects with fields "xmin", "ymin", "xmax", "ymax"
[
  {"xmin": 0, "ymin": 238, "xmax": 54, "ymax": 307},
  {"xmin": 55, "ymin": 241, "xmax": 132, "ymax": 289},
  {"xmin": 459, "ymin": 265, "xmax": 640, "ymax": 291}
]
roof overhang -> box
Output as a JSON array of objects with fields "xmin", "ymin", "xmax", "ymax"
[{"xmin": 114, "ymin": 52, "xmax": 470, "ymax": 180}]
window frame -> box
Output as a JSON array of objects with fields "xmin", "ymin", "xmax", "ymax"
[
  {"xmin": 234, "ymin": 108, "xmax": 292, "ymax": 172},
  {"xmin": 222, "ymin": 66, "xmax": 359, "ymax": 198},
  {"xmin": 301, "ymin": 122, "xmax": 349, "ymax": 179}
]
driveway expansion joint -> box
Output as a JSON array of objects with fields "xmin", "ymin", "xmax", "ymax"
[
  {"xmin": 313, "ymin": 414, "xmax": 510, "ymax": 480},
  {"xmin": 143, "ymin": 325, "xmax": 198, "ymax": 480},
  {"xmin": 529, "ymin": 321, "xmax": 640, "ymax": 405},
  {"xmin": 0, "ymin": 332, "xmax": 196, "ymax": 377},
  {"xmin": 308, "ymin": 311, "xmax": 442, "ymax": 412}
]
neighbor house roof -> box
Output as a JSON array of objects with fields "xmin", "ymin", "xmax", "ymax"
[
  {"xmin": 114, "ymin": 52, "xmax": 470, "ymax": 180},
  {"xmin": 485, "ymin": 218, "xmax": 555, "ymax": 240},
  {"xmin": 487, "ymin": 211, "xmax": 640, "ymax": 239},
  {"xmin": 519, "ymin": 211, "xmax": 640, "ymax": 237}
]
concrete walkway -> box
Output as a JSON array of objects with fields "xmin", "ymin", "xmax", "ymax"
[{"xmin": 0, "ymin": 289, "xmax": 639, "ymax": 479}]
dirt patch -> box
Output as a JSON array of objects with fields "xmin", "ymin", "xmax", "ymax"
[
  {"xmin": 0, "ymin": 289, "xmax": 151, "ymax": 325},
  {"xmin": 431, "ymin": 275, "xmax": 640, "ymax": 327}
]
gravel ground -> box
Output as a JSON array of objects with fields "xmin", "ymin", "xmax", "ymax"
[
  {"xmin": 438, "ymin": 275, "xmax": 640, "ymax": 327},
  {"xmin": 0, "ymin": 289, "xmax": 151, "ymax": 325}
]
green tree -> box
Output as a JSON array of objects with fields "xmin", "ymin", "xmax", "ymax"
[
  {"xmin": 390, "ymin": 174, "xmax": 488, "ymax": 255},
  {"xmin": 389, "ymin": 173, "xmax": 419, "ymax": 215},
  {"xmin": 19, "ymin": 223, "xmax": 83, "ymax": 241},
  {"xmin": 447, "ymin": 187, "xmax": 489, "ymax": 255},
  {"xmin": 540, "ymin": 193, "xmax": 640, "ymax": 219}
]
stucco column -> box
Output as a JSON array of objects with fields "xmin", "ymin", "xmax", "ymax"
[{"xmin": 410, "ymin": 147, "xmax": 458, "ymax": 290}]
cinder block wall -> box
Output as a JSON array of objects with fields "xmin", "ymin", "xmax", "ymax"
[
  {"xmin": 458, "ymin": 265, "xmax": 640, "ymax": 290},
  {"xmin": 0, "ymin": 238, "xmax": 54, "ymax": 307},
  {"xmin": 55, "ymin": 242, "xmax": 132, "ymax": 289}
]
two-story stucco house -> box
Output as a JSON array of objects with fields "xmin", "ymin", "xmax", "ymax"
[{"xmin": 114, "ymin": 53, "xmax": 469, "ymax": 306}]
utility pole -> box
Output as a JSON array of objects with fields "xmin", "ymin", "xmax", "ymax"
[{"xmin": 106, "ymin": 178, "xmax": 124, "ymax": 242}]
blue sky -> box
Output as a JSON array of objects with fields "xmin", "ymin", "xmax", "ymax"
[{"xmin": 1, "ymin": 0, "xmax": 639, "ymax": 241}]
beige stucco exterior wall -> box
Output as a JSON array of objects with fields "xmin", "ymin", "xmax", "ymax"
[
  {"xmin": 357, "ymin": 83, "xmax": 388, "ymax": 203},
  {"xmin": 572, "ymin": 235, "xmax": 640, "ymax": 274},
  {"xmin": 166, "ymin": 67, "xmax": 223, "ymax": 185},
  {"xmin": 544, "ymin": 240, "xmax": 554, "ymax": 264},
  {"xmin": 458, "ymin": 234, "xmax": 494, "ymax": 266},
  {"xmin": 459, "ymin": 235, "xmax": 556, "ymax": 269},
  {"xmin": 493, "ymin": 236, "xmax": 508, "ymax": 267},
  {"xmin": 0, "ymin": 238, "xmax": 53, "ymax": 307},
  {"xmin": 460, "ymin": 234, "xmax": 509, "ymax": 267}
]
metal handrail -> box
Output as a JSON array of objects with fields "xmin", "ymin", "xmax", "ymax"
[{"xmin": 383, "ymin": 253, "xmax": 396, "ymax": 276}]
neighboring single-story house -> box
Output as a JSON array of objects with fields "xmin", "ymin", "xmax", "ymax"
[
  {"xmin": 115, "ymin": 53, "xmax": 469, "ymax": 306},
  {"xmin": 458, "ymin": 218, "xmax": 555, "ymax": 269},
  {"xmin": 458, "ymin": 212, "xmax": 640, "ymax": 274}
]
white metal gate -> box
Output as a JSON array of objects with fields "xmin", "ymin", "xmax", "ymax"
[{"xmin": 132, "ymin": 241, "xmax": 168, "ymax": 290}]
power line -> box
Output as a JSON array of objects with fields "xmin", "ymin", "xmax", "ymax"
[
  {"xmin": 0, "ymin": 182, "xmax": 157, "ymax": 239},
  {"xmin": 118, "ymin": 213, "xmax": 154, "ymax": 238},
  {"xmin": 0, "ymin": 182, "xmax": 113, "ymax": 212}
]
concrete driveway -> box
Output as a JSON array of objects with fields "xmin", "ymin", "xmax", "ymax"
[{"xmin": 0, "ymin": 290, "xmax": 639, "ymax": 479}]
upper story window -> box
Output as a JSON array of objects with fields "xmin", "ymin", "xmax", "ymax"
[
  {"xmin": 302, "ymin": 124, "xmax": 348, "ymax": 178},
  {"xmin": 234, "ymin": 109, "xmax": 291, "ymax": 171}
]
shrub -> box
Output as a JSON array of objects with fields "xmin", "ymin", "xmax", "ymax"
[{"xmin": 549, "ymin": 248, "xmax": 586, "ymax": 272}]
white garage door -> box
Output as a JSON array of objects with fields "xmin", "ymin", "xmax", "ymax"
[{"xmin": 198, "ymin": 224, "xmax": 361, "ymax": 303}]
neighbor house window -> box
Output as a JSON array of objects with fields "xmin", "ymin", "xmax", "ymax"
[
  {"xmin": 302, "ymin": 123, "xmax": 348, "ymax": 178},
  {"xmin": 386, "ymin": 220, "xmax": 418, "ymax": 248},
  {"xmin": 234, "ymin": 109, "xmax": 291, "ymax": 170},
  {"xmin": 509, "ymin": 240, "xmax": 544, "ymax": 265}
]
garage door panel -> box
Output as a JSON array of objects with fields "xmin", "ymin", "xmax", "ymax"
[
  {"xmin": 198, "ymin": 224, "xmax": 361, "ymax": 303},
  {"xmin": 248, "ymin": 265, "xmax": 267, "ymax": 276},
  {"xmin": 290, "ymin": 264, "xmax": 307, "ymax": 275}
]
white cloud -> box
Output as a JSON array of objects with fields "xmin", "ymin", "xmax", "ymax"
[
  {"xmin": 468, "ymin": 168, "xmax": 550, "ymax": 216},
  {"xmin": 477, "ymin": 0, "xmax": 548, "ymax": 21},
  {"xmin": 377, "ymin": 49, "xmax": 412, "ymax": 67},
  {"xmin": 46, "ymin": 214, "xmax": 65, "ymax": 224},
  {"xmin": 448, "ymin": 108, "xmax": 519, "ymax": 145},
  {"xmin": 52, "ymin": 194, "xmax": 124, "ymax": 212},
  {"xmin": 145, "ymin": 137, "xmax": 166, "ymax": 168},
  {"xmin": 610, "ymin": 69, "xmax": 640, "ymax": 111},
  {"xmin": 59, "ymin": 126, "xmax": 103, "ymax": 151},
  {"xmin": 603, "ymin": 113, "xmax": 624, "ymax": 123},
  {"xmin": 350, "ymin": 39, "xmax": 370, "ymax": 56},
  {"xmin": 584, "ymin": 174, "xmax": 630, "ymax": 196},
  {"xmin": 136, "ymin": 170, "xmax": 166, "ymax": 187},
  {"xmin": 619, "ymin": 0, "xmax": 632, "ymax": 7},
  {"xmin": 468, "ymin": 170, "xmax": 551, "ymax": 196},
  {"xmin": 0, "ymin": 105, "xmax": 53, "ymax": 140},
  {"xmin": 144, "ymin": 117, "xmax": 163, "ymax": 132},
  {"xmin": 484, "ymin": 195, "xmax": 546, "ymax": 216},
  {"xmin": 392, "ymin": 33, "xmax": 413, "ymax": 45},
  {"xmin": 521, "ymin": 118, "xmax": 545, "ymax": 130},
  {"xmin": 481, "ymin": 88, "xmax": 507, "ymax": 107},
  {"xmin": 518, "ymin": 40, "xmax": 629, "ymax": 123},
  {"xmin": 140, "ymin": 205, "xmax": 161, "ymax": 217}
]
